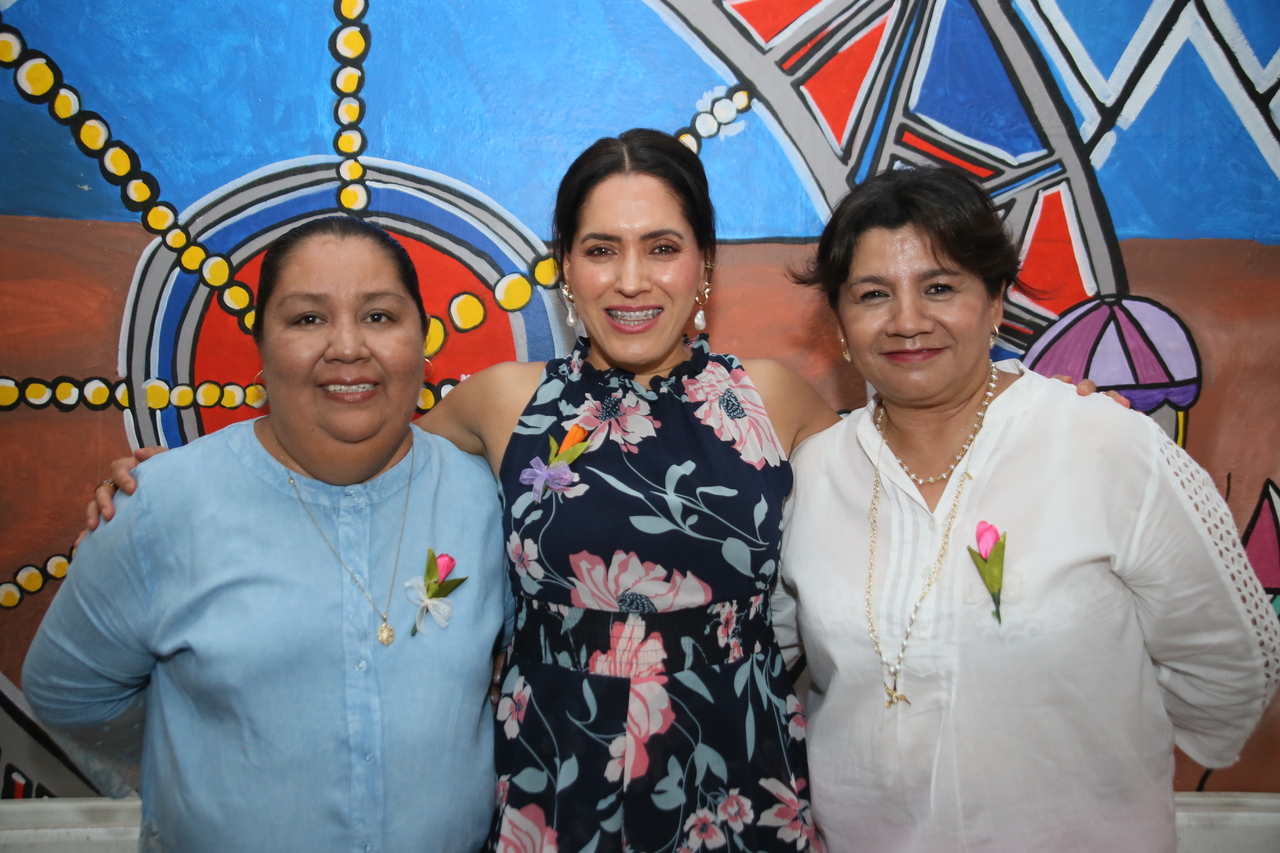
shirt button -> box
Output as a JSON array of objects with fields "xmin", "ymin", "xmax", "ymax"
[
  {"xmin": 365, "ymin": 845, "xmax": 371, "ymax": 852},
  {"xmin": 365, "ymin": 753, "xmax": 374, "ymax": 763},
  {"xmin": 357, "ymin": 660, "xmax": 367, "ymax": 671}
]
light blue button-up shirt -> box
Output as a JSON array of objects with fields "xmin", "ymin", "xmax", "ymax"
[{"xmin": 24, "ymin": 422, "xmax": 511, "ymax": 852}]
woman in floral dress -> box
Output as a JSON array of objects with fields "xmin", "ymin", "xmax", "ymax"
[{"xmin": 431, "ymin": 129, "xmax": 839, "ymax": 852}]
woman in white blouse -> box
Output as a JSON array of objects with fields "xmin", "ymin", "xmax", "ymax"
[{"xmin": 779, "ymin": 166, "xmax": 1279, "ymax": 852}]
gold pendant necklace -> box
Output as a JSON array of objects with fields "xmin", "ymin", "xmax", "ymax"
[
  {"xmin": 288, "ymin": 442, "xmax": 415, "ymax": 646},
  {"xmin": 865, "ymin": 366, "xmax": 994, "ymax": 706}
]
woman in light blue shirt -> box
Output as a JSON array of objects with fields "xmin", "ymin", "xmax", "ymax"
[{"xmin": 23, "ymin": 216, "xmax": 511, "ymax": 852}]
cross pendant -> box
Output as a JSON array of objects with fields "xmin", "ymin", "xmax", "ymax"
[{"xmin": 884, "ymin": 679, "xmax": 910, "ymax": 708}]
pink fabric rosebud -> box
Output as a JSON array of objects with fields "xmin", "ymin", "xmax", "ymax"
[
  {"xmin": 436, "ymin": 553, "xmax": 457, "ymax": 581},
  {"xmin": 976, "ymin": 522, "xmax": 1001, "ymax": 560}
]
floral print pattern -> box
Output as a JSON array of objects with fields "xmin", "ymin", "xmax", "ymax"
[{"xmin": 491, "ymin": 338, "xmax": 815, "ymax": 852}]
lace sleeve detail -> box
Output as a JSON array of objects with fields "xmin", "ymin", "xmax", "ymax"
[{"xmin": 1156, "ymin": 435, "xmax": 1280, "ymax": 701}]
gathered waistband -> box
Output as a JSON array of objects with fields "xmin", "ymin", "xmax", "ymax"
[{"xmin": 511, "ymin": 595, "xmax": 773, "ymax": 677}]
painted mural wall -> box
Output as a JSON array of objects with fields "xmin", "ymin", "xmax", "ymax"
[{"xmin": 1, "ymin": 0, "xmax": 1277, "ymax": 797}]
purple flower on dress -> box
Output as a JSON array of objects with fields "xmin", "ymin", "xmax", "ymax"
[{"xmin": 519, "ymin": 457, "xmax": 577, "ymax": 502}]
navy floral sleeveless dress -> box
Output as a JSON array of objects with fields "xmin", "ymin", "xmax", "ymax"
[{"xmin": 488, "ymin": 337, "xmax": 819, "ymax": 853}]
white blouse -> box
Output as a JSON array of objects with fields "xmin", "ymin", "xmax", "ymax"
[{"xmin": 778, "ymin": 364, "xmax": 1278, "ymax": 853}]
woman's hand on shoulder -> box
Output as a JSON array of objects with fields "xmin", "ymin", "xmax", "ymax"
[
  {"xmin": 1049, "ymin": 374, "xmax": 1132, "ymax": 408},
  {"xmin": 740, "ymin": 359, "xmax": 840, "ymax": 456},
  {"xmin": 78, "ymin": 447, "xmax": 169, "ymax": 544},
  {"xmin": 416, "ymin": 361, "xmax": 544, "ymax": 473}
]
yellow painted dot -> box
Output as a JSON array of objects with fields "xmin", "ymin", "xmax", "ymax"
[
  {"xmin": 336, "ymin": 129, "xmax": 363, "ymax": 154},
  {"xmin": 677, "ymin": 133, "xmax": 699, "ymax": 154},
  {"xmin": 221, "ymin": 283, "xmax": 253, "ymax": 311},
  {"xmin": 336, "ymin": 97, "xmax": 362, "ymax": 125},
  {"xmin": 732, "ymin": 89, "xmax": 751, "ymax": 111},
  {"xmin": 53, "ymin": 87, "xmax": 79, "ymax": 120},
  {"xmin": 0, "ymin": 379, "xmax": 20, "ymax": 408},
  {"xmin": 55, "ymin": 380, "xmax": 79, "ymax": 406},
  {"xmin": 24, "ymin": 381, "xmax": 52, "ymax": 406},
  {"xmin": 170, "ymin": 385, "xmax": 194, "ymax": 408},
  {"xmin": 201, "ymin": 255, "xmax": 231, "ymax": 287},
  {"xmin": 338, "ymin": 159, "xmax": 364, "ymax": 181},
  {"xmin": 126, "ymin": 178, "xmax": 153, "ymax": 203},
  {"xmin": 113, "ymin": 381, "xmax": 129, "ymax": 408},
  {"xmin": 102, "ymin": 145, "xmax": 133, "ymax": 177},
  {"xmin": 146, "ymin": 204, "xmax": 176, "ymax": 231},
  {"xmin": 418, "ymin": 386, "xmax": 437, "ymax": 411},
  {"xmin": 144, "ymin": 379, "xmax": 170, "ymax": 409},
  {"xmin": 84, "ymin": 379, "xmax": 111, "ymax": 407},
  {"xmin": 0, "ymin": 583, "xmax": 20, "ymax": 608},
  {"xmin": 45, "ymin": 556, "xmax": 69, "ymax": 579},
  {"xmin": 533, "ymin": 257, "xmax": 559, "ymax": 286},
  {"xmin": 165, "ymin": 227, "xmax": 189, "ymax": 249},
  {"xmin": 334, "ymin": 66, "xmax": 362, "ymax": 94},
  {"xmin": 335, "ymin": 26, "xmax": 367, "ymax": 59},
  {"xmin": 339, "ymin": 0, "xmax": 367, "ymax": 21},
  {"xmin": 449, "ymin": 293, "xmax": 486, "ymax": 332},
  {"xmin": 79, "ymin": 119, "xmax": 110, "ymax": 151},
  {"xmin": 195, "ymin": 381, "xmax": 222, "ymax": 407},
  {"xmin": 0, "ymin": 32, "xmax": 23, "ymax": 64},
  {"xmin": 243, "ymin": 309, "xmax": 256, "ymax": 331},
  {"xmin": 180, "ymin": 244, "xmax": 207, "ymax": 271},
  {"xmin": 16, "ymin": 567, "xmax": 43, "ymax": 593},
  {"xmin": 221, "ymin": 384, "xmax": 246, "ymax": 408},
  {"xmin": 495, "ymin": 273, "xmax": 533, "ymax": 311},
  {"xmin": 245, "ymin": 384, "xmax": 267, "ymax": 409},
  {"xmin": 17, "ymin": 57, "xmax": 56, "ymax": 98},
  {"xmin": 424, "ymin": 316, "xmax": 447, "ymax": 357},
  {"xmin": 339, "ymin": 183, "xmax": 369, "ymax": 210}
]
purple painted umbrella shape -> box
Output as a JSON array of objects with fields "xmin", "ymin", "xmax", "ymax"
[{"xmin": 1024, "ymin": 296, "xmax": 1200, "ymax": 412}]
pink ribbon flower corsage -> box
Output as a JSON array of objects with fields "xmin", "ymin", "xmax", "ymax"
[
  {"xmin": 404, "ymin": 549, "xmax": 467, "ymax": 632},
  {"xmin": 967, "ymin": 521, "xmax": 1006, "ymax": 623},
  {"xmin": 519, "ymin": 425, "xmax": 590, "ymax": 502}
]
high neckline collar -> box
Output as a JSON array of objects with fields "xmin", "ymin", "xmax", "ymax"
[{"xmin": 569, "ymin": 334, "xmax": 711, "ymax": 393}]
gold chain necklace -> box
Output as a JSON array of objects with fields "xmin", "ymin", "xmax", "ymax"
[
  {"xmin": 287, "ymin": 442, "xmax": 415, "ymax": 646},
  {"xmin": 864, "ymin": 368, "xmax": 996, "ymax": 706},
  {"xmin": 873, "ymin": 362, "xmax": 998, "ymax": 485}
]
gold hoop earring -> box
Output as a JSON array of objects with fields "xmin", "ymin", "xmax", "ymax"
[
  {"xmin": 840, "ymin": 337, "xmax": 852, "ymax": 363},
  {"xmin": 990, "ymin": 326, "xmax": 999, "ymax": 349},
  {"xmin": 560, "ymin": 281, "xmax": 578, "ymax": 327},
  {"xmin": 253, "ymin": 369, "xmax": 265, "ymax": 387},
  {"xmin": 693, "ymin": 282, "xmax": 711, "ymax": 332}
]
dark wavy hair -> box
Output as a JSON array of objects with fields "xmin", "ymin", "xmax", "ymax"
[
  {"xmin": 795, "ymin": 166, "xmax": 1022, "ymax": 307},
  {"xmin": 253, "ymin": 216, "xmax": 427, "ymax": 343},
  {"xmin": 552, "ymin": 128, "xmax": 716, "ymax": 271}
]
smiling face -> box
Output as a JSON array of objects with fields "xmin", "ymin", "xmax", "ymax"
[
  {"xmin": 256, "ymin": 234, "xmax": 426, "ymax": 476},
  {"xmin": 837, "ymin": 224, "xmax": 1003, "ymax": 411},
  {"xmin": 562, "ymin": 172, "xmax": 709, "ymax": 379}
]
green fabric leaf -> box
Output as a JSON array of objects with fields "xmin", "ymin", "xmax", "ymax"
[
  {"xmin": 557, "ymin": 441, "xmax": 590, "ymax": 466},
  {"xmin": 425, "ymin": 549, "xmax": 439, "ymax": 585},
  {"xmin": 433, "ymin": 576, "xmax": 467, "ymax": 599}
]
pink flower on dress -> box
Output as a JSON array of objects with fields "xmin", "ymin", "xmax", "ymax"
[
  {"xmin": 592, "ymin": 618, "xmax": 677, "ymax": 785},
  {"xmin": 496, "ymin": 803, "xmax": 558, "ymax": 853},
  {"xmin": 786, "ymin": 695, "xmax": 807, "ymax": 742},
  {"xmin": 717, "ymin": 790, "xmax": 754, "ymax": 833},
  {"xmin": 759, "ymin": 777, "xmax": 821, "ymax": 850},
  {"xmin": 713, "ymin": 601, "xmax": 738, "ymax": 646},
  {"xmin": 496, "ymin": 676, "xmax": 532, "ymax": 740},
  {"xmin": 684, "ymin": 808, "xmax": 727, "ymax": 850},
  {"xmin": 569, "ymin": 550, "xmax": 713, "ymax": 613},
  {"xmin": 567, "ymin": 390, "xmax": 660, "ymax": 453},
  {"xmin": 496, "ymin": 774, "xmax": 510, "ymax": 810},
  {"xmin": 682, "ymin": 361, "xmax": 783, "ymax": 470},
  {"xmin": 507, "ymin": 533, "xmax": 545, "ymax": 580}
]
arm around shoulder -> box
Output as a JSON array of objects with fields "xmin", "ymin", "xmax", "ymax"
[
  {"xmin": 741, "ymin": 358, "xmax": 840, "ymax": 457},
  {"xmin": 416, "ymin": 360, "xmax": 543, "ymax": 472}
]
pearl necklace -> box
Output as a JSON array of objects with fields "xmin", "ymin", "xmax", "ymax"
[
  {"xmin": 864, "ymin": 364, "xmax": 997, "ymax": 707},
  {"xmin": 873, "ymin": 362, "xmax": 998, "ymax": 485}
]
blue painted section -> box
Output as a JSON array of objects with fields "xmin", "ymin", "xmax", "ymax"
[
  {"xmin": 1220, "ymin": 0, "xmax": 1280, "ymax": 66},
  {"xmin": 0, "ymin": 0, "xmax": 822, "ymax": 238},
  {"xmin": 1053, "ymin": 0, "xmax": 1151, "ymax": 81},
  {"xmin": 1010, "ymin": 2, "xmax": 1088, "ymax": 130},
  {"xmin": 856, "ymin": 2, "xmax": 925, "ymax": 184},
  {"xmin": 911, "ymin": 0, "xmax": 1046, "ymax": 162},
  {"xmin": 1097, "ymin": 39, "xmax": 1280, "ymax": 243},
  {"xmin": 372, "ymin": 185, "xmax": 522, "ymax": 274},
  {"xmin": 198, "ymin": 189, "xmax": 340, "ymax": 257},
  {"xmin": 991, "ymin": 163, "xmax": 1063, "ymax": 198}
]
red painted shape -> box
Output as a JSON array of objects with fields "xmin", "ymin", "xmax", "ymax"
[
  {"xmin": 1014, "ymin": 188, "xmax": 1092, "ymax": 317},
  {"xmin": 782, "ymin": 27, "xmax": 829, "ymax": 71},
  {"xmin": 193, "ymin": 233, "xmax": 517, "ymax": 436},
  {"xmin": 727, "ymin": 0, "xmax": 825, "ymax": 44},
  {"xmin": 1244, "ymin": 484, "xmax": 1280, "ymax": 589},
  {"xmin": 901, "ymin": 130, "xmax": 995, "ymax": 177},
  {"xmin": 800, "ymin": 15, "xmax": 889, "ymax": 148}
]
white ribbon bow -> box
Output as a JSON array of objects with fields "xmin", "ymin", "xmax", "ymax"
[{"xmin": 404, "ymin": 579, "xmax": 455, "ymax": 630}]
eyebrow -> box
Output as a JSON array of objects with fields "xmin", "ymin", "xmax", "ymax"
[
  {"xmin": 848, "ymin": 267, "xmax": 963, "ymax": 286},
  {"xmin": 578, "ymin": 228, "xmax": 686, "ymax": 243},
  {"xmin": 274, "ymin": 290, "xmax": 412, "ymax": 305}
]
